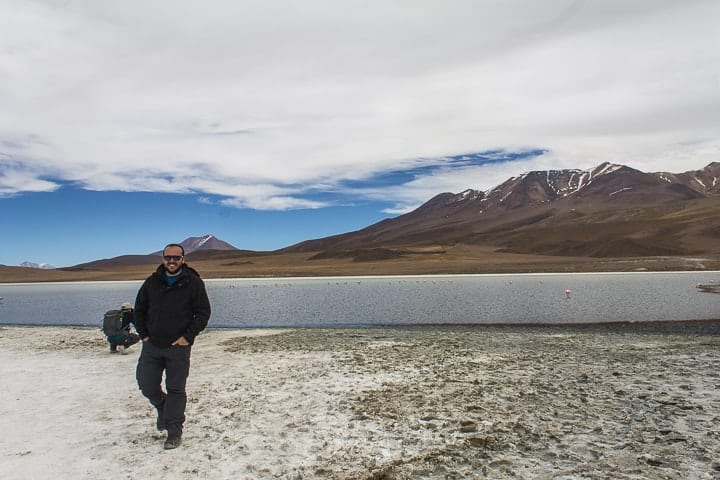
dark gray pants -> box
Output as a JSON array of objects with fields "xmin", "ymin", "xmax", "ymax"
[
  {"xmin": 136, "ymin": 342, "xmax": 191, "ymax": 436},
  {"xmin": 109, "ymin": 332, "xmax": 140, "ymax": 351}
]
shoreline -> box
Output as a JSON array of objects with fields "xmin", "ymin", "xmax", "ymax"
[
  {"xmin": 2, "ymin": 325, "xmax": 720, "ymax": 479},
  {"xmin": 1, "ymin": 269, "xmax": 719, "ymax": 286},
  {"xmin": 3, "ymin": 248, "xmax": 720, "ymax": 284},
  {"xmin": 3, "ymin": 317, "xmax": 720, "ymax": 329},
  {"xmin": 3, "ymin": 319, "xmax": 720, "ymax": 334}
]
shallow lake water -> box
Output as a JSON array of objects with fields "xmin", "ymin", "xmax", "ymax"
[{"xmin": 0, "ymin": 272, "xmax": 718, "ymax": 327}]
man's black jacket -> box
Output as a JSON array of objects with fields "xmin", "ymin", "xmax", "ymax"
[{"xmin": 134, "ymin": 264, "xmax": 211, "ymax": 347}]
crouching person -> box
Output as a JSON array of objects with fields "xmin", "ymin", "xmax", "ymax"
[{"xmin": 102, "ymin": 302, "xmax": 141, "ymax": 354}]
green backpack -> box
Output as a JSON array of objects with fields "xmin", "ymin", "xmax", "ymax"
[{"xmin": 102, "ymin": 309, "xmax": 123, "ymax": 336}]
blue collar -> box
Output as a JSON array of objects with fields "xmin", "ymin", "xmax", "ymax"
[{"xmin": 165, "ymin": 268, "xmax": 182, "ymax": 285}]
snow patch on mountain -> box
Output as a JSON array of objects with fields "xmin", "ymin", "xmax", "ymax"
[
  {"xmin": 196, "ymin": 234, "xmax": 214, "ymax": 247},
  {"xmin": 455, "ymin": 189, "xmax": 481, "ymax": 202},
  {"xmin": 20, "ymin": 261, "xmax": 56, "ymax": 269},
  {"xmin": 609, "ymin": 187, "xmax": 633, "ymax": 196},
  {"xmin": 594, "ymin": 163, "xmax": 622, "ymax": 176}
]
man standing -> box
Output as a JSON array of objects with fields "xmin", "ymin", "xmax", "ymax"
[{"xmin": 134, "ymin": 243, "xmax": 211, "ymax": 450}]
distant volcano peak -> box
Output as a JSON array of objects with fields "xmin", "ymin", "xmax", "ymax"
[{"xmin": 177, "ymin": 235, "xmax": 239, "ymax": 255}]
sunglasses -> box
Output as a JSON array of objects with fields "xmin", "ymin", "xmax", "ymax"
[{"xmin": 163, "ymin": 255, "xmax": 183, "ymax": 261}]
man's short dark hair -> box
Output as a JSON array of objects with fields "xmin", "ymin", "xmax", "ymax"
[{"xmin": 163, "ymin": 243, "xmax": 185, "ymax": 256}]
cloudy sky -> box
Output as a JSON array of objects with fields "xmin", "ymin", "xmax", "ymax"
[{"xmin": 2, "ymin": 0, "xmax": 719, "ymax": 267}]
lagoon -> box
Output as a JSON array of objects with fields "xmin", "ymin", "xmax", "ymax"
[{"xmin": 0, "ymin": 272, "xmax": 718, "ymax": 327}]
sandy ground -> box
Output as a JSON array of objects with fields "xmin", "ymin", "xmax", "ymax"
[{"xmin": 2, "ymin": 324, "xmax": 720, "ymax": 480}]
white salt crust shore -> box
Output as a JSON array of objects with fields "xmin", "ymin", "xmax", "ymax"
[{"xmin": 1, "ymin": 324, "xmax": 720, "ymax": 479}]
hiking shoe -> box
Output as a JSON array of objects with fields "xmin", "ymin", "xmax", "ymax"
[
  {"xmin": 119, "ymin": 346, "xmax": 127, "ymax": 355},
  {"xmin": 164, "ymin": 433, "xmax": 182, "ymax": 450},
  {"xmin": 109, "ymin": 346, "xmax": 118, "ymax": 353}
]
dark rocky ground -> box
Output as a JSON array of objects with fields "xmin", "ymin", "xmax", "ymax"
[{"xmin": 218, "ymin": 322, "xmax": 720, "ymax": 479}]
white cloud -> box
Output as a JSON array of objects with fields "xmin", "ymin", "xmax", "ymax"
[
  {"xmin": 220, "ymin": 196, "xmax": 327, "ymax": 211},
  {"xmin": 1, "ymin": 0, "xmax": 718, "ymax": 207},
  {"xmin": 0, "ymin": 167, "xmax": 58, "ymax": 196}
]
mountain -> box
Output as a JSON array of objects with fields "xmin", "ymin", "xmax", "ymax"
[
  {"xmin": 284, "ymin": 162, "xmax": 720, "ymax": 259},
  {"xmin": 58, "ymin": 164, "xmax": 720, "ymax": 270},
  {"xmin": 65, "ymin": 234, "xmax": 239, "ymax": 270},
  {"xmin": 19, "ymin": 261, "xmax": 57, "ymax": 270},
  {"xmin": 655, "ymin": 162, "xmax": 720, "ymax": 196},
  {"xmin": 176, "ymin": 234, "xmax": 239, "ymax": 255}
]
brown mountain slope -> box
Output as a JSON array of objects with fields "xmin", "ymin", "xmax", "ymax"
[
  {"xmin": 285, "ymin": 162, "xmax": 720, "ymax": 259},
  {"xmin": 490, "ymin": 198, "xmax": 720, "ymax": 257},
  {"xmin": 66, "ymin": 234, "xmax": 243, "ymax": 270},
  {"xmin": 655, "ymin": 162, "xmax": 720, "ymax": 195}
]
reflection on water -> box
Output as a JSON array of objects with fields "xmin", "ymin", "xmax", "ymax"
[{"xmin": 0, "ymin": 272, "xmax": 718, "ymax": 327}]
